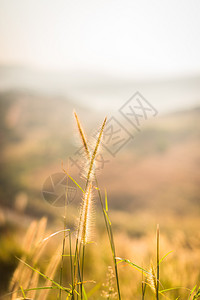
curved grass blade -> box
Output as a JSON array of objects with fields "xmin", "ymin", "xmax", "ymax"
[
  {"xmin": 159, "ymin": 251, "xmax": 174, "ymax": 265},
  {"xmin": 116, "ymin": 257, "xmax": 152, "ymax": 276},
  {"xmin": 40, "ymin": 229, "xmax": 70, "ymax": 243},
  {"xmin": 103, "ymin": 208, "xmax": 111, "ymax": 226},
  {"xmin": 188, "ymin": 285, "xmax": 197, "ymax": 300},
  {"xmin": 160, "ymin": 287, "xmax": 192, "ymax": 293},
  {"xmin": 3, "ymin": 286, "xmax": 61, "ymax": 298},
  {"xmin": 62, "ymin": 162, "xmax": 85, "ymax": 193},
  {"xmin": 15, "ymin": 257, "xmax": 71, "ymax": 294},
  {"xmin": 87, "ymin": 282, "xmax": 102, "ymax": 298}
]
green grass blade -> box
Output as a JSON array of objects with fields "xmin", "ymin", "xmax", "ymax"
[
  {"xmin": 189, "ymin": 285, "xmax": 197, "ymax": 300},
  {"xmin": 103, "ymin": 208, "xmax": 111, "ymax": 225},
  {"xmin": 59, "ymin": 218, "xmax": 67, "ymax": 299},
  {"xmin": 159, "ymin": 251, "xmax": 173, "ymax": 265},
  {"xmin": 105, "ymin": 189, "xmax": 108, "ymax": 211},
  {"xmin": 16, "ymin": 257, "xmax": 70, "ymax": 294},
  {"xmin": 116, "ymin": 257, "xmax": 152, "ymax": 276},
  {"xmin": 87, "ymin": 282, "xmax": 102, "ymax": 298},
  {"xmin": 156, "ymin": 224, "xmax": 159, "ymax": 300},
  {"xmin": 4, "ymin": 286, "xmax": 61, "ymax": 298},
  {"xmin": 160, "ymin": 287, "xmax": 192, "ymax": 293},
  {"xmin": 95, "ymin": 178, "xmax": 121, "ymax": 300},
  {"xmin": 20, "ymin": 286, "xmax": 26, "ymax": 298},
  {"xmin": 82, "ymin": 286, "xmax": 88, "ymax": 300},
  {"xmin": 62, "ymin": 163, "xmax": 85, "ymax": 193}
]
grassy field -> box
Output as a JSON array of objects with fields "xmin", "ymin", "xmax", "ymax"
[{"xmin": 0, "ymin": 92, "xmax": 199, "ymax": 299}]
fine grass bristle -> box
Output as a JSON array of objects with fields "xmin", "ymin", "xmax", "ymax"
[
  {"xmin": 147, "ymin": 263, "xmax": 157, "ymax": 294},
  {"xmin": 74, "ymin": 112, "xmax": 107, "ymax": 183},
  {"xmin": 86, "ymin": 116, "xmax": 107, "ymax": 184},
  {"xmin": 78, "ymin": 183, "xmax": 94, "ymax": 245},
  {"xmin": 74, "ymin": 111, "xmax": 90, "ymax": 161}
]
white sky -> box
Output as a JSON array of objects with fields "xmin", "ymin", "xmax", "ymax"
[{"xmin": 0, "ymin": 0, "xmax": 200, "ymax": 78}]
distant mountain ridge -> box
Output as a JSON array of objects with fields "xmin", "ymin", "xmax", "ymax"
[{"xmin": 0, "ymin": 65, "xmax": 200, "ymax": 113}]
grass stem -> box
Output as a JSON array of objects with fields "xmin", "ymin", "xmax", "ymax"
[{"xmin": 156, "ymin": 224, "xmax": 160, "ymax": 300}]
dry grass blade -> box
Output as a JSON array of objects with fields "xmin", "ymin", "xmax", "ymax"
[
  {"xmin": 10, "ymin": 221, "xmax": 38, "ymax": 299},
  {"xmin": 74, "ymin": 111, "xmax": 90, "ymax": 160},
  {"xmin": 10, "ymin": 219, "xmax": 48, "ymax": 299},
  {"xmin": 37, "ymin": 244, "xmax": 63, "ymax": 300}
]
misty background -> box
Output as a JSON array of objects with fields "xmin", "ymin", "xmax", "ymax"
[{"xmin": 0, "ymin": 1, "xmax": 200, "ymax": 297}]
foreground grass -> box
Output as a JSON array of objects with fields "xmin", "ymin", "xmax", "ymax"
[{"xmin": 3, "ymin": 113, "xmax": 200, "ymax": 300}]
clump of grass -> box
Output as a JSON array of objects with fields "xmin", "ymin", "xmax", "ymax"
[
  {"xmin": 9, "ymin": 218, "xmax": 47, "ymax": 300},
  {"xmin": 8, "ymin": 112, "xmax": 198, "ymax": 300}
]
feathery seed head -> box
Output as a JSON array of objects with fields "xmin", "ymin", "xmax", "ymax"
[
  {"xmin": 74, "ymin": 112, "xmax": 107, "ymax": 183},
  {"xmin": 85, "ymin": 116, "xmax": 107, "ymax": 183},
  {"xmin": 147, "ymin": 263, "xmax": 157, "ymax": 294},
  {"xmin": 78, "ymin": 183, "xmax": 94, "ymax": 245},
  {"xmin": 74, "ymin": 111, "xmax": 90, "ymax": 160}
]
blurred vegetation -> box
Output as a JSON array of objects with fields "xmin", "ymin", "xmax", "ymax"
[{"xmin": 0, "ymin": 91, "xmax": 200, "ymax": 298}]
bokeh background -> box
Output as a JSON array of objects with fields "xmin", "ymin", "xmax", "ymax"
[{"xmin": 0, "ymin": 1, "xmax": 200, "ymax": 299}]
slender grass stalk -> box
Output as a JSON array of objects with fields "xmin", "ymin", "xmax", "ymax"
[
  {"xmin": 20, "ymin": 285, "xmax": 26, "ymax": 299},
  {"xmin": 81, "ymin": 244, "xmax": 85, "ymax": 297},
  {"xmin": 79, "ymin": 183, "xmax": 93, "ymax": 299},
  {"xmin": 77, "ymin": 244, "xmax": 83, "ymax": 299},
  {"xmin": 73, "ymin": 113, "xmax": 107, "ymax": 299},
  {"xmin": 59, "ymin": 217, "xmax": 67, "ymax": 300},
  {"xmin": 69, "ymin": 230, "xmax": 74, "ymax": 300},
  {"xmin": 73, "ymin": 113, "xmax": 121, "ymax": 299},
  {"xmin": 156, "ymin": 224, "xmax": 160, "ymax": 300},
  {"xmin": 94, "ymin": 178, "xmax": 121, "ymax": 300},
  {"xmin": 142, "ymin": 266, "xmax": 146, "ymax": 300},
  {"xmin": 59, "ymin": 162, "xmax": 69, "ymax": 300}
]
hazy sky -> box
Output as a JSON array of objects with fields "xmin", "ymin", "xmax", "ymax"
[{"xmin": 0, "ymin": 0, "xmax": 200, "ymax": 78}]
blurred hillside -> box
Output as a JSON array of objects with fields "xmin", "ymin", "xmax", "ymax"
[
  {"xmin": 0, "ymin": 88, "xmax": 199, "ymax": 221},
  {"xmin": 0, "ymin": 76, "xmax": 200, "ymax": 299}
]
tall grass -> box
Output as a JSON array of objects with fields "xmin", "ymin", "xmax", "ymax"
[{"xmin": 8, "ymin": 113, "xmax": 200, "ymax": 300}]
